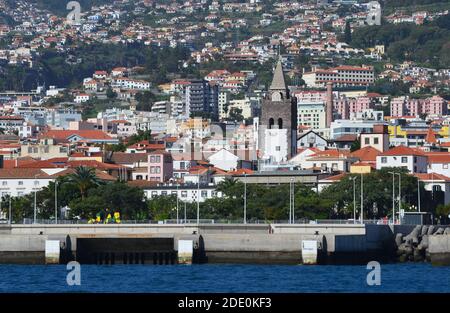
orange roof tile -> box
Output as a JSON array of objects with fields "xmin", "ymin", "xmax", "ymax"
[
  {"xmin": 379, "ymin": 145, "xmax": 425, "ymax": 157},
  {"xmin": 350, "ymin": 146, "xmax": 381, "ymax": 162}
]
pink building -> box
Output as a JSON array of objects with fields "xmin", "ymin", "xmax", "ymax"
[
  {"xmin": 391, "ymin": 97, "xmax": 407, "ymax": 117},
  {"xmin": 391, "ymin": 96, "xmax": 447, "ymax": 117},
  {"xmin": 426, "ymin": 96, "xmax": 447, "ymax": 116},
  {"xmin": 348, "ymin": 97, "xmax": 372, "ymax": 115},
  {"xmin": 147, "ymin": 151, "xmax": 173, "ymax": 182},
  {"xmin": 334, "ymin": 97, "xmax": 349, "ymax": 119}
]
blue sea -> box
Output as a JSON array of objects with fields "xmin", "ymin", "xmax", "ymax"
[{"xmin": 0, "ymin": 263, "xmax": 449, "ymax": 293}]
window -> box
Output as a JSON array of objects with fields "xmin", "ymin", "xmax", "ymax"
[
  {"xmin": 180, "ymin": 162, "xmax": 186, "ymax": 170},
  {"xmin": 151, "ymin": 191, "xmax": 158, "ymax": 196},
  {"xmin": 155, "ymin": 156, "xmax": 161, "ymax": 163},
  {"xmin": 181, "ymin": 191, "xmax": 187, "ymax": 198},
  {"xmin": 364, "ymin": 138, "xmax": 369, "ymax": 145},
  {"xmin": 34, "ymin": 181, "xmax": 39, "ymax": 186},
  {"xmin": 401, "ymin": 157, "xmax": 407, "ymax": 163},
  {"xmin": 275, "ymin": 146, "xmax": 280, "ymax": 151},
  {"xmin": 374, "ymin": 137, "xmax": 379, "ymax": 145},
  {"xmin": 156, "ymin": 167, "xmax": 161, "ymax": 174},
  {"xmin": 201, "ymin": 190, "xmax": 208, "ymax": 197},
  {"xmin": 381, "ymin": 157, "xmax": 387, "ymax": 163},
  {"xmin": 150, "ymin": 156, "xmax": 156, "ymax": 163},
  {"xmin": 2, "ymin": 181, "xmax": 7, "ymax": 186},
  {"xmin": 18, "ymin": 181, "xmax": 23, "ymax": 186},
  {"xmin": 161, "ymin": 191, "xmax": 167, "ymax": 196},
  {"xmin": 443, "ymin": 164, "xmax": 448, "ymax": 169}
]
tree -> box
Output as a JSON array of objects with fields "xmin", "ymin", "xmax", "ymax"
[
  {"xmin": 148, "ymin": 195, "xmax": 177, "ymax": 221},
  {"xmin": 350, "ymin": 138, "xmax": 360, "ymax": 152},
  {"xmin": 106, "ymin": 87, "xmax": 117, "ymax": 99},
  {"xmin": 66, "ymin": 166, "xmax": 102, "ymax": 199},
  {"xmin": 344, "ymin": 20, "xmax": 352, "ymax": 44},
  {"xmin": 227, "ymin": 107, "xmax": 244, "ymax": 122}
]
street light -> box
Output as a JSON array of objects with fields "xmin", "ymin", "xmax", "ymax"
[
  {"xmin": 389, "ymin": 171, "xmax": 396, "ymax": 224},
  {"xmin": 55, "ymin": 180, "xmax": 58, "ymax": 224},
  {"xmin": 417, "ymin": 179, "xmax": 421, "ymax": 213},
  {"xmin": 360, "ymin": 173, "xmax": 364, "ymax": 224},
  {"xmin": 197, "ymin": 173, "xmax": 200, "ymax": 224},
  {"xmin": 292, "ymin": 179, "xmax": 295, "ymax": 224},
  {"xmin": 176, "ymin": 183, "xmax": 179, "ymax": 224},
  {"xmin": 395, "ymin": 173, "xmax": 401, "ymax": 224},
  {"xmin": 33, "ymin": 174, "xmax": 38, "ymax": 224},
  {"xmin": 350, "ymin": 176, "xmax": 357, "ymax": 224},
  {"xmin": 243, "ymin": 173, "xmax": 247, "ymax": 224}
]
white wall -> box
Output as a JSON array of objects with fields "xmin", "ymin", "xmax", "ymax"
[{"xmin": 376, "ymin": 155, "xmax": 427, "ymax": 173}]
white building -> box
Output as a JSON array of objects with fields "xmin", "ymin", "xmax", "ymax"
[{"xmin": 376, "ymin": 146, "xmax": 428, "ymax": 173}]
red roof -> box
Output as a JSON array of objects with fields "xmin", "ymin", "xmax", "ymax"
[
  {"xmin": 425, "ymin": 153, "xmax": 450, "ymax": 164},
  {"xmin": 379, "ymin": 145, "xmax": 425, "ymax": 157},
  {"xmin": 425, "ymin": 127, "xmax": 437, "ymax": 144},
  {"xmin": 40, "ymin": 130, "xmax": 112, "ymax": 140},
  {"xmin": 350, "ymin": 146, "xmax": 381, "ymax": 162},
  {"xmin": 414, "ymin": 173, "xmax": 450, "ymax": 181}
]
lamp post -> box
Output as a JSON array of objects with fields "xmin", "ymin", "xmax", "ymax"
[
  {"xmin": 197, "ymin": 173, "xmax": 200, "ymax": 224},
  {"xmin": 33, "ymin": 174, "xmax": 37, "ymax": 224},
  {"xmin": 292, "ymin": 179, "xmax": 295, "ymax": 224},
  {"xmin": 350, "ymin": 177, "xmax": 357, "ymax": 224},
  {"xmin": 184, "ymin": 201, "xmax": 187, "ymax": 224},
  {"xmin": 54, "ymin": 181, "xmax": 58, "ymax": 224},
  {"xmin": 9, "ymin": 196, "xmax": 11, "ymax": 225},
  {"xmin": 360, "ymin": 173, "xmax": 364, "ymax": 224},
  {"xmin": 396, "ymin": 173, "xmax": 401, "ymax": 224},
  {"xmin": 176, "ymin": 183, "xmax": 179, "ymax": 224},
  {"xmin": 288, "ymin": 179, "xmax": 295, "ymax": 224},
  {"xmin": 243, "ymin": 173, "xmax": 247, "ymax": 224},
  {"xmin": 389, "ymin": 171, "xmax": 396, "ymax": 224},
  {"xmin": 417, "ymin": 179, "xmax": 421, "ymax": 213}
]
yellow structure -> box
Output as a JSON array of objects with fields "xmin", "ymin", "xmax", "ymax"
[
  {"xmin": 388, "ymin": 125, "xmax": 450, "ymax": 139},
  {"xmin": 350, "ymin": 163, "xmax": 373, "ymax": 174}
]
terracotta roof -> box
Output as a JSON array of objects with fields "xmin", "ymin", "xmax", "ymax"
[
  {"xmin": 110, "ymin": 152, "xmax": 149, "ymax": 164},
  {"xmin": 350, "ymin": 146, "xmax": 381, "ymax": 162},
  {"xmin": 425, "ymin": 153, "xmax": 450, "ymax": 164},
  {"xmin": 40, "ymin": 130, "xmax": 112, "ymax": 140},
  {"xmin": 229, "ymin": 168, "xmax": 253, "ymax": 175},
  {"xmin": 321, "ymin": 173, "xmax": 346, "ymax": 181},
  {"xmin": 413, "ymin": 173, "xmax": 450, "ymax": 182},
  {"xmin": 425, "ymin": 127, "xmax": 437, "ymax": 144},
  {"xmin": 379, "ymin": 145, "xmax": 426, "ymax": 157},
  {"xmin": 0, "ymin": 168, "xmax": 50, "ymax": 178},
  {"xmin": 309, "ymin": 149, "xmax": 350, "ymax": 159},
  {"xmin": 49, "ymin": 168, "xmax": 116, "ymax": 181},
  {"xmin": 333, "ymin": 134, "xmax": 358, "ymax": 142}
]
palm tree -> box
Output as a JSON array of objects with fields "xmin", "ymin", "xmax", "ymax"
[
  {"xmin": 67, "ymin": 166, "xmax": 101, "ymax": 199},
  {"xmin": 217, "ymin": 177, "xmax": 240, "ymax": 197}
]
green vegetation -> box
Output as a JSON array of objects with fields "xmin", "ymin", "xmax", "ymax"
[
  {"xmin": 0, "ymin": 167, "xmax": 444, "ymax": 223},
  {"xmin": 0, "ymin": 42, "xmax": 192, "ymax": 91},
  {"xmin": 350, "ymin": 14, "xmax": 450, "ymax": 68}
]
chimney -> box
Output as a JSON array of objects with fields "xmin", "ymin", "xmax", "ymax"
[{"xmin": 326, "ymin": 82, "xmax": 333, "ymax": 128}]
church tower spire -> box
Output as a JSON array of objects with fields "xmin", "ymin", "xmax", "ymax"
[{"xmin": 269, "ymin": 57, "xmax": 287, "ymax": 94}]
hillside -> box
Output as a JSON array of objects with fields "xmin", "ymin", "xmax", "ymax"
[{"xmin": 350, "ymin": 14, "xmax": 450, "ymax": 68}]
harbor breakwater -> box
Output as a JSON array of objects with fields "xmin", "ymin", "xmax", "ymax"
[{"xmin": 0, "ymin": 223, "xmax": 449, "ymax": 265}]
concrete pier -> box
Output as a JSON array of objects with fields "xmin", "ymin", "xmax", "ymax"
[
  {"xmin": 429, "ymin": 234, "xmax": 450, "ymax": 266},
  {"xmin": 0, "ymin": 223, "xmax": 418, "ymax": 265}
]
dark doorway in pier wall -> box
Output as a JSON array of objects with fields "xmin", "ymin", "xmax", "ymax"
[{"xmin": 76, "ymin": 238, "xmax": 175, "ymax": 265}]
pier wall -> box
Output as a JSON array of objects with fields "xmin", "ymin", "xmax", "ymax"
[
  {"xmin": 429, "ymin": 234, "xmax": 450, "ymax": 265},
  {"xmin": 0, "ymin": 224, "xmax": 419, "ymax": 265}
]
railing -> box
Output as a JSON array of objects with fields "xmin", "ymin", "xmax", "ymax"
[{"xmin": 18, "ymin": 218, "xmax": 397, "ymax": 225}]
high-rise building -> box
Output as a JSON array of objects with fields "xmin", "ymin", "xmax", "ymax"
[{"xmin": 185, "ymin": 80, "xmax": 219, "ymax": 119}]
